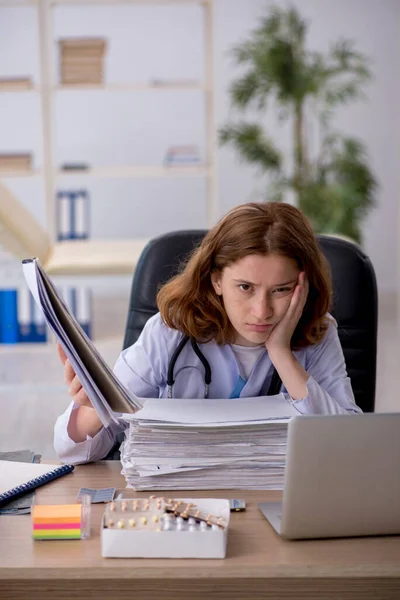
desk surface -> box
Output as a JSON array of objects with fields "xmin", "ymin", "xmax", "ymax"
[{"xmin": 1, "ymin": 461, "xmax": 400, "ymax": 600}]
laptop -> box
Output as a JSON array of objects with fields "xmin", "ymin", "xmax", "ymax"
[{"xmin": 259, "ymin": 413, "xmax": 400, "ymax": 540}]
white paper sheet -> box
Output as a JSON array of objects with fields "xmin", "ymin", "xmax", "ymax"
[{"xmin": 126, "ymin": 396, "xmax": 299, "ymax": 425}]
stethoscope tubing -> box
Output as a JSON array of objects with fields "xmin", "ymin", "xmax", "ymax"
[
  {"xmin": 167, "ymin": 335, "xmax": 211, "ymax": 399},
  {"xmin": 166, "ymin": 335, "xmax": 282, "ymax": 399}
]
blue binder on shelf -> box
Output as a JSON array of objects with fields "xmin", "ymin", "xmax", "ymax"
[
  {"xmin": 0, "ymin": 289, "xmax": 19, "ymax": 344},
  {"xmin": 57, "ymin": 189, "xmax": 89, "ymax": 241},
  {"xmin": 17, "ymin": 287, "xmax": 47, "ymax": 343}
]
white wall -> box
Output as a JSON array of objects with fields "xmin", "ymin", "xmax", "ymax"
[
  {"xmin": 0, "ymin": 0, "xmax": 398, "ymax": 293},
  {"xmin": 215, "ymin": 0, "xmax": 400, "ymax": 294}
]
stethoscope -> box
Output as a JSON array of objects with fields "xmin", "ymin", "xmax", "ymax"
[{"xmin": 167, "ymin": 335, "xmax": 282, "ymax": 399}]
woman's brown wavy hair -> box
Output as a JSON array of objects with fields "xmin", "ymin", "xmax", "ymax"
[{"xmin": 157, "ymin": 202, "xmax": 332, "ymax": 348}]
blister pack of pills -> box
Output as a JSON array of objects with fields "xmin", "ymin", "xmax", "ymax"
[
  {"xmin": 101, "ymin": 496, "xmax": 230, "ymax": 558},
  {"xmin": 103, "ymin": 496, "xmax": 227, "ymax": 532}
]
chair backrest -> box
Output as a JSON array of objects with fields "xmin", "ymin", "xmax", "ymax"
[
  {"xmin": 123, "ymin": 230, "xmax": 377, "ymax": 412},
  {"xmin": 123, "ymin": 230, "xmax": 207, "ymax": 348}
]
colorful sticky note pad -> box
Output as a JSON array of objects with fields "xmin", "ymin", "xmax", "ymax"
[{"xmin": 32, "ymin": 504, "xmax": 82, "ymax": 540}]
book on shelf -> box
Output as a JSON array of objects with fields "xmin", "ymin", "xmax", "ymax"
[
  {"xmin": 61, "ymin": 57, "xmax": 104, "ymax": 65},
  {"xmin": 0, "ymin": 77, "xmax": 32, "ymax": 91},
  {"xmin": 0, "ymin": 153, "xmax": 32, "ymax": 171},
  {"xmin": 164, "ymin": 145, "xmax": 201, "ymax": 167},
  {"xmin": 17, "ymin": 282, "xmax": 91, "ymax": 343},
  {"xmin": 59, "ymin": 38, "xmax": 107, "ymax": 84},
  {"xmin": 61, "ymin": 63, "xmax": 104, "ymax": 71},
  {"xmin": 0, "ymin": 284, "xmax": 91, "ymax": 345},
  {"xmin": 61, "ymin": 77, "xmax": 104, "ymax": 85},
  {"xmin": 60, "ymin": 162, "xmax": 90, "ymax": 171},
  {"xmin": 60, "ymin": 46, "xmax": 106, "ymax": 53},
  {"xmin": 59, "ymin": 38, "xmax": 107, "ymax": 51},
  {"xmin": 61, "ymin": 55, "xmax": 105, "ymax": 64},
  {"xmin": 56, "ymin": 189, "xmax": 90, "ymax": 240},
  {"xmin": 60, "ymin": 59, "xmax": 105, "ymax": 84},
  {"xmin": 0, "ymin": 289, "xmax": 19, "ymax": 344},
  {"xmin": 61, "ymin": 68, "xmax": 104, "ymax": 76},
  {"xmin": 61, "ymin": 51, "xmax": 105, "ymax": 60},
  {"xmin": 150, "ymin": 79, "xmax": 200, "ymax": 88},
  {"xmin": 61, "ymin": 71, "xmax": 104, "ymax": 78},
  {"xmin": 17, "ymin": 286, "xmax": 47, "ymax": 343}
]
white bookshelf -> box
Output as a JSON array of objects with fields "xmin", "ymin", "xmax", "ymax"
[
  {"xmin": 50, "ymin": 0, "xmax": 204, "ymax": 5},
  {"xmin": 56, "ymin": 165, "xmax": 209, "ymax": 178},
  {"xmin": 1, "ymin": 0, "xmax": 217, "ymax": 243},
  {"xmin": 0, "ymin": 1, "xmax": 38, "ymax": 5},
  {"xmin": 0, "ymin": 85, "xmax": 39, "ymax": 92},
  {"xmin": 55, "ymin": 82, "xmax": 206, "ymax": 91},
  {"xmin": 0, "ymin": 169, "xmax": 42, "ymax": 177}
]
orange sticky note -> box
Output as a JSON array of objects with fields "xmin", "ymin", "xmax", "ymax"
[{"xmin": 32, "ymin": 504, "xmax": 82, "ymax": 522}]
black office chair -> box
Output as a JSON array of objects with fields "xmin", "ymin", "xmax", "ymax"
[{"xmin": 123, "ymin": 230, "xmax": 378, "ymax": 413}]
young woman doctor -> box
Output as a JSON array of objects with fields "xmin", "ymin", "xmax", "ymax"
[{"xmin": 54, "ymin": 202, "xmax": 361, "ymax": 464}]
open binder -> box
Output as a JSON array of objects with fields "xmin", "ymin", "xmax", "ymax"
[{"xmin": 22, "ymin": 258, "xmax": 142, "ymax": 428}]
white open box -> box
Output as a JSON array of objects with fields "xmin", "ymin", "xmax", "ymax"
[{"xmin": 101, "ymin": 498, "xmax": 230, "ymax": 559}]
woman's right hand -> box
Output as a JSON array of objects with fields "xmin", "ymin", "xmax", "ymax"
[
  {"xmin": 57, "ymin": 342, "xmax": 104, "ymax": 442},
  {"xmin": 57, "ymin": 342, "xmax": 92, "ymax": 408}
]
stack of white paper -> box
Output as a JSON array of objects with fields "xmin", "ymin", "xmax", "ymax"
[{"xmin": 120, "ymin": 397, "xmax": 299, "ymax": 490}]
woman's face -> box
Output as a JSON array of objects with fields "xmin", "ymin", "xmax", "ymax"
[{"xmin": 211, "ymin": 253, "xmax": 301, "ymax": 347}]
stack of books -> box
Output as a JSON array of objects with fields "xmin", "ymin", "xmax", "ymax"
[
  {"xmin": 120, "ymin": 397, "xmax": 298, "ymax": 491},
  {"xmin": 59, "ymin": 38, "xmax": 107, "ymax": 85},
  {"xmin": 0, "ymin": 77, "xmax": 32, "ymax": 91},
  {"xmin": 164, "ymin": 145, "xmax": 201, "ymax": 167},
  {"xmin": 0, "ymin": 153, "xmax": 32, "ymax": 172}
]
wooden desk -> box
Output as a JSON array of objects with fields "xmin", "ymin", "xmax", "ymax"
[{"xmin": 0, "ymin": 461, "xmax": 399, "ymax": 600}]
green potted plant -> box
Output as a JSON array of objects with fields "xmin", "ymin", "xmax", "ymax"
[{"xmin": 220, "ymin": 5, "xmax": 377, "ymax": 244}]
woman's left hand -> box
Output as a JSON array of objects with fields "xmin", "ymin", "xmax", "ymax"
[{"xmin": 265, "ymin": 272, "xmax": 309, "ymax": 355}]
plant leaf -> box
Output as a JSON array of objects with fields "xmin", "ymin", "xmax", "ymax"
[{"xmin": 219, "ymin": 122, "xmax": 282, "ymax": 173}]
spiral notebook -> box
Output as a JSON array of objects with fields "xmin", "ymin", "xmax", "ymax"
[{"xmin": 0, "ymin": 460, "xmax": 74, "ymax": 507}]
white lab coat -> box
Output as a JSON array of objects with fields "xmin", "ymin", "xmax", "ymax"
[{"xmin": 54, "ymin": 313, "xmax": 361, "ymax": 464}]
